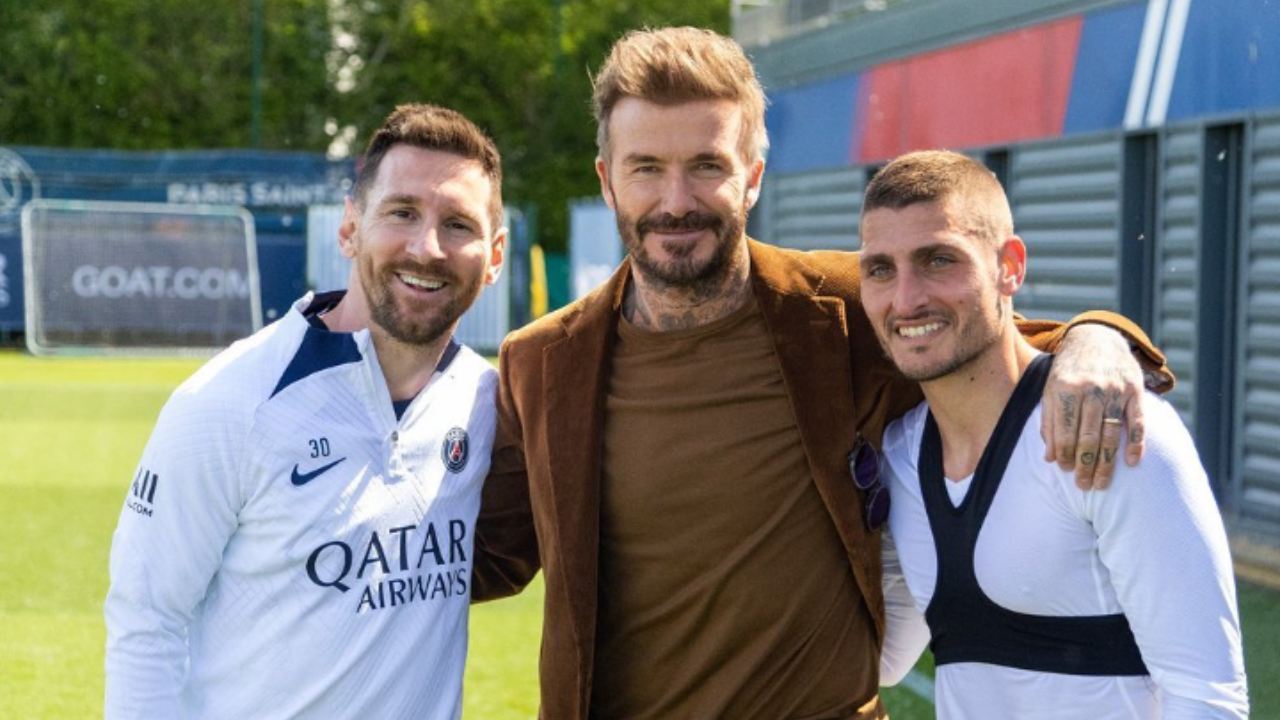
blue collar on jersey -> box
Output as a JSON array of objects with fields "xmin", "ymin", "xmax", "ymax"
[{"xmin": 270, "ymin": 291, "xmax": 460, "ymax": 399}]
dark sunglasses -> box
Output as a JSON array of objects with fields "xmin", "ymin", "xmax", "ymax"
[{"xmin": 848, "ymin": 438, "xmax": 890, "ymax": 531}]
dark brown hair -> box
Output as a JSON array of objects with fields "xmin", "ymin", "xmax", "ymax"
[
  {"xmin": 353, "ymin": 104, "xmax": 504, "ymax": 229},
  {"xmin": 863, "ymin": 149, "xmax": 1013, "ymax": 246}
]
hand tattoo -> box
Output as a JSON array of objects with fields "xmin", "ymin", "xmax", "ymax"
[
  {"xmin": 1059, "ymin": 393, "xmax": 1077, "ymax": 426},
  {"xmin": 1104, "ymin": 390, "xmax": 1123, "ymax": 420}
]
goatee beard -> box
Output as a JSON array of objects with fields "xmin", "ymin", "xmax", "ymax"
[
  {"xmin": 359, "ymin": 260, "xmax": 478, "ymax": 347},
  {"xmin": 614, "ymin": 197, "xmax": 747, "ymax": 293},
  {"xmin": 880, "ymin": 297, "xmax": 1007, "ymax": 382}
]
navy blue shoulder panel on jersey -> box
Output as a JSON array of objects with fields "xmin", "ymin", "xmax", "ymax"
[{"xmin": 271, "ymin": 325, "xmax": 363, "ymax": 399}]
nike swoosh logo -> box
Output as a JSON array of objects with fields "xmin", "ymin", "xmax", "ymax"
[{"xmin": 291, "ymin": 457, "xmax": 346, "ymax": 486}]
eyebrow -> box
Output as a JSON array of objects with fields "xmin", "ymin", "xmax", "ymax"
[
  {"xmin": 690, "ymin": 151, "xmax": 731, "ymax": 164},
  {"xmin": 910, "ymin": 242, "xmax": 962, "ymax": 260},
  {"xmin": 376, "ymin": 192, "xmax": 485, "ymax": 226},
  {"xmin": 620, "ymin": 151, "xmax": 733, "ymax": 166},
  {"xmin": 377, "ymin": 193, "xmax": 420, "ymax": 207},
  {"xmin": 859, "ymin": 251, "xmax": 891, "ymax": 269},
  {"xmin": 620, "ymin": 153, "xmax": 663, "ymax": 167},
  {"xmin": 859, "ymin": 243, "xmax": 959, "ymax": 267}
]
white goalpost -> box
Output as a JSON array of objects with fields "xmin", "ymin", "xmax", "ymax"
[{"xmin": 21, "ymin": 199, "xmax": 262, "ymax": 356}]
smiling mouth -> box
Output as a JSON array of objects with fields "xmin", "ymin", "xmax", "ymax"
[
  {"xmin": 651, "ymin": 228, "xmax": 707, "ymax": 240},
  {"xmin": 397, "ymin": 272, "xmax": 445, "ymax": 292},
  {"xmin": 897, "ymin": 321, "xmax": 944, "ymax": 338}
]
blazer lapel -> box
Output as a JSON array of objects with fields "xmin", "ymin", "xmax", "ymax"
[
  {"xmin": 750, "ymin": 242, "xmax": 883, "ymax": 628},
  {"xmin": 750, "ymin": 241, "xmax": 860, "ymax": 477}
]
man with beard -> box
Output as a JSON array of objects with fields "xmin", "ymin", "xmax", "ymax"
[
  {"xmin": 866, "ymin": 150, "xmax": 1247, "ymax": 718},
  {"xmin": 472, "ymin": 27, "xmax": 1171, "ymax": 720},
  {"xmin": 105, "ymin": 104, "xmax": 506, "ymax": 720}
]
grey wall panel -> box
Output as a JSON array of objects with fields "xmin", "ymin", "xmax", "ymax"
[
  {"xmin": 1005, "ymin": 135, "xmax": 1123, "ymax": 322},
  {"xmin": 1154, "ymin": 126, "xmax": 1202, "ymax": 428},
  {"xmin": 768, "ymin": 167, "xmax": 865, "ymax": 250},
  {"xmin": 1236, "ymin": 114, "xmax": 1280, "ymax": 532}
]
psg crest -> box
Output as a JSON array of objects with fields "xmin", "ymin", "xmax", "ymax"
[{"xmin": 441, "ymin": 427, "xmax": 469, "ymax": 473}]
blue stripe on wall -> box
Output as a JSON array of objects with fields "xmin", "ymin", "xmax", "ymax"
[
  {"xmin": 765, "ymin": 74, "xmax": 861, "ymax": 173},
  {"xmin": 1062, "ymin": 1, "xmax": 1148, "ymax": 134},
  {"xmin": 1166, "ymin": 0, "xmax": 1280, "ymax": 121}
]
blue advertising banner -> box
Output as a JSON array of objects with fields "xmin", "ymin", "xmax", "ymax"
[{"xmin": 0, "ymin": 146, "xmax": 354, "ymax": 333}]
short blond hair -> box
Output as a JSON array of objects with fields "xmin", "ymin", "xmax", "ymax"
[
  {"xmin": 863, "ymin": 150, "xmax": 1013, "ymax": 247},
  {"xmin": 591, "ymin": 26, "xmax": 768, "ymax": 164}
]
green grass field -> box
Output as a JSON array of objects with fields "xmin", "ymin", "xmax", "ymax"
[{"xmin": 1, "ymin": 350, "xmax": 1276, "ymax": 719}]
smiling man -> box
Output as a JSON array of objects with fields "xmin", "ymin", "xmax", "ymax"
[
  {"xmin": 472, "ymin": 27, "xmax": 1174, "ymax": 720},
  {"xmin": 105, "ymin": 104, "xmax": 506, "ymax": 720},
  {"xmin": 864, "ymin": 150, "xmax": 1248, "ymax": 718}
]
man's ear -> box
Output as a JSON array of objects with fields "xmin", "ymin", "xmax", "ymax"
[
  {"xmin": 484, "ymin": 227, "xmax": 508, "ymax": 286},
  {"xmin": 744, "ymin": 157, "xmax": 766, "ymax": 211},
  {"xmin": 999, "ymin": 236, "xmax": 1027, "ymax": 296},
  {"xmin": 338, "ymin": 196, "xmax": 360, "ymax": 259},
  {"xmin": 596, "ymin": 157, "xmax": 615, "ymax": 210}
]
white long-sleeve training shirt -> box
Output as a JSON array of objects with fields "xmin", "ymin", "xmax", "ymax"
[
  {"xmin": 105, "ymin": 293, "xmax": 497, "ymax": 720},
  {"xmin": 878, "ymin": 393, "xmax": 1249, "ymax": 719}
]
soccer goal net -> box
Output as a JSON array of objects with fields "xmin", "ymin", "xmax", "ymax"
[{"xmin": 22, "ymin": 199, "xmax": 262, "ymax": 356}]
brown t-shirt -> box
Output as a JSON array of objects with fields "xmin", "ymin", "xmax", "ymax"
[{"xmin": 592, "ymin": 298, "xmax": 880, "ymax": 720}]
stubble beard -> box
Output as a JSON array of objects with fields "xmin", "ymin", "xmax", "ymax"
[
  {"xmin": 883, "ymin": 295, "xmax": 1008, "ymax": 382},
  {"xmin": 356, "ymin": 252, "xmax": 484, "ymax": 347},
  {"xmin": 613, "ymin": 191, "xmax": 748, "ymax": 294}
]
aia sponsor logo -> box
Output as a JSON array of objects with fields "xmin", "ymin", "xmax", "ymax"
[{"xmin": 127, "ymin": 468, "xmax": 159, "ymax": 517}]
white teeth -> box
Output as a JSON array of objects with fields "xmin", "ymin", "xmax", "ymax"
[
  {"xmin": 899, "ymin": 322, "xmax": 943, "ymax": 338},
  {"xmin": 399, "ymin": 274, "xmax": 443, "ymax": 291}
]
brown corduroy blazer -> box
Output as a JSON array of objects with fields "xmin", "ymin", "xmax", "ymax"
[{"xmin": 471, "ymin": 239, "xmax": 1168, "ymax": 720}]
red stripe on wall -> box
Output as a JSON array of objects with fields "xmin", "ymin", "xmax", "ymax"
[{"xmin": 854, "ymin": 17, "xmax": 1083, "ymax": 164}]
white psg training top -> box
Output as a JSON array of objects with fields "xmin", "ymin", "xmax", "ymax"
[
  {"xmin": 878, "ymin": 390, "xmax": 1249, "ymax": 719},
  {"xmin": 105, "ymin": 293, "xmax": 497, "ymax": 720}
]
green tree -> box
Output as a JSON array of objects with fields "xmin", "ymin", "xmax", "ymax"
[
  {"xmin": 0, "ymin": 0, "xmax": 335, "ymax": 150},
  {"xmin": 0, "ymin": 0, "xmax": 731, "ymax": 250},
  {"xmin": 328, "ymin": 0, "xmax": 730, "ymax": 252}
]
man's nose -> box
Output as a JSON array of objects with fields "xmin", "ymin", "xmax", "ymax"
[
  {"xmin": 657, "ymin": 172, "xmax": 698, "ymax": 217},
  {"xmin": 407, "ymin": 225, "xmax": 447, "ymax": 261},
  {"xmin": 894, "ymin": 269, "xmax": 930, "ymax": 314}
]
